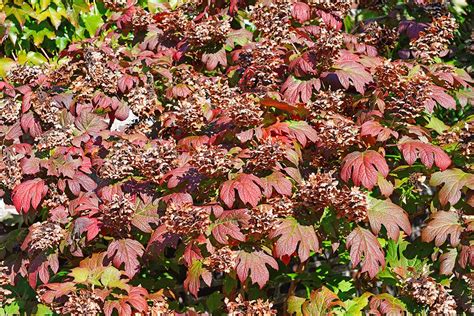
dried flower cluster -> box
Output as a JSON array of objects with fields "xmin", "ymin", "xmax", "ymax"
[
  {"xmin": 61, "ymin": 290, "xmax": 103, "ymax": 316},
  {"xmin": 0, "ymin": 0, "xmax": 472, "ymax": 315},
  {"xmin": 189, "ymin": 145, "xmax": 234, "ymax": 177},
  {"xmin": 296, "ymin": 172, "xmax": 339, "ymax": 211},
  {"xmin": 403, "ymin": 275, "xmax": 457, "ymax": 315},
  {"xmin": 225, "ymin": 294, "xmax": 277, "ymax": 316},
  {"xmin": 205, "ymin": 246, "xmax": 237, "ymax": 273},
  {"xmin": 410, "ymin": 15, "xmax": 458, "ymax": 63},
  {"xmin": 161, "ymin": 203, "xmax": 210, "ymax": 238},
  {"xmin": 100, "ymin": 194, "xmax": 135, "ymax": 237},
  {"xmin": 23, "ymin": 221, "xmax": 65, "ymax": 254},
  {"xmin": 0, "ymin": 147, "xmax": 23, "ymax": 190},
  {"xmin": 358, "ymin": 21, "xmax": 398, "ymax": 52},
  {"xmin": 0, "ymin": 263, "xmax": 14, "ymax": 308},
  {"xmin": 100, "ymin": 139, "xmax": 178, "ymax": 182},
  {"xmin": 373, "ymin": 61, "xmax": 432, "ymax": 118},
  {"xmin": 245, "ymin": 138, "xmax": 287, "ymax": 172}
]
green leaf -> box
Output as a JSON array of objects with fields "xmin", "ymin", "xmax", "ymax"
[
  {"xmin": 40, "ymin": 0, "xmax": 51, "ymax": 11},
  {"xmin": 82, "ymin": 13, "xmax": 103, "ymax": 36},
  {"xmin": 0, "ymin": 57, "xmax": 16, "ymax": 78},
  {"xmin": 344, "ymin": 293, "xmax": 372, "ymax": 316},
  {"xmin": 336, "ymin": 280, "xmax": 353, "ymax": 293},
  {"xmin": 34, "ymin": 304, "xmax": 53, "ymax": 316},
  {"xmin": 100, "ymin": 266, "xmax": 126, "ymax": 289},
  {"xmin": 70, "ymin": 267, "xmax": 89, "ymax": 283},
  {"xmin": 206, "ymin": 292, "xmax": 224, "ymax": 313},
  {"xmin": 287, "ymin": 296, "xmax": 306, "ymax": 316},
  {"xmin": 48, "ymin": 8, "xmax": 63, "ymax": 29},
  {"xmin": 426, "ymin": 116, "xmax": 449, "ymax": 134},
  {"xmin": 4, "ymin": 302, "xmax": 20, "ymax": 315}
]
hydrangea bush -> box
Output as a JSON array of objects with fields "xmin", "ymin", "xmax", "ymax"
[{"xmin": 0, "ymin": 0, "xmax": 473, "ymax": 315}]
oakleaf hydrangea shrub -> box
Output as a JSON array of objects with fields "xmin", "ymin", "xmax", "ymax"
[{"xmin": 0, "ymin": 0, "xmax": 473, "ymax": 315}]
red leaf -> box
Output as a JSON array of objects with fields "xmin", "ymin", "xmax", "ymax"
[
  {"xmin": 104, "ymin": 286, "xmax": 148, "ymax": 316},
  {"xmin": 260, "ymin": 98, "xmax": 306, "ymax": 114},
  {"xmin": 286, "ymin": 120, "xmax": 318, "ymax": 146},
  {"xmin": 146, "ymin": 225, "xmax": 179, "ymax": 255},
  {"xmin": 220, "ymin": 173, "xmax": 264, "ymax": 208},
  {"xmin": 270, "ymin": 217, "xmax": 319, "ymax": 262},
  {"xmin": 398, "ymin": 138, "xmax": 451, "ymax": 170},
  {"xmin": 368, "ymin": 197, "xmax": 412, "ymax": 240},
  {"xmin": 69, "ymin": 193, "xmax": 100, "ymax": 216},
  {"xmin": 202, "ymin": 48, "xmax": 227, "ymax": 71},
  {"xmin": 131, "ymin": 194, "xmax": 159, "ymax": 233},
  {"xmin": 73, "ymin": 217, "xmax": 100, "ymax": 242},
  {"xmin": 459, "ymin": 245, "xmax": 474, "ymax": 269},
  {"xmin": 211, "ymin": 209, "xmax": 250, "ymax": 244},
  {"xmin": 333, "ymin": 59, "xmax": 372, "ymax": 94},
  {"xmin": 303, "ymin": 287, "xmax": 343, "ymax": 314},
  {"xmin": 428, "ymin": 85, "xmax": 456, "ymax": 111},
  {"xmin": 281, "ymin": 76, "xmax": 321, "ymax": 103},
  {"xmin": 67, "ymin": 171, "xmax": 97, "ymax": 196},
  {"xmin": 439, "ymin": 248, "xmax": 457, "ymax": 275},
  {"xmin": 39, "ymin": 282, "xmax": 76, "ymax": 304},
  {"xmin": 184, "ymin": 260, "xmax": 212, "ymax": 297},
  {"xmin": 347, "ymin": 227, "xmax": 385, "ymax": 278},
  {"xmin": 235, "ymin": 250, "xmax": 278, "ymax": 288},
  {"xmin": 292, "ymin": 2, "xmax": 311, "ymax": 23},
  {"xmin": 20, "ymin": 112, "xmax": 42, "ymax": 137},
  {"xmin": 360, "ymin": 120, "xmax": 398, "ymax": 142},
  {"xmin": 421, "ymin": 211, "xmax": 462, "ymax": 247},
  {"xmin": 106, "ymin": 239, "xmax": 144, "ymax": 278},
  {"xmin": 117, "ymin": 74, "xmax": 138, "ymax": 93},
  {"xmin": 341, "ymin": 150, "xmax": 389, "ymax": 190},
  {"xmin": 12, "ymin": 179, "xmax": 48, "ymax": 213},
  {"xmin": 28, "ymin": 253, "xmax": 59, "ymax": 288},
  {"xmin": 429, "ymin": 168, "xmax": 474, "ymax": 206},
  {"xmin": 369, "ymin": 293, "xmax": 406, "ymax": 315},
  {"xmin": 261, "ymin": 172, "xmax": 293, "ymax": 198},
  {"xmin": 75, "ymin": 112, "xmax": 108, "ymax": 136}
]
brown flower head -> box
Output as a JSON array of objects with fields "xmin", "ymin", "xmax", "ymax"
[
  {"xmin": 161, "ymin": 202, "xmax": 211, "ymax": 238},
  {"xmin": 225, "ymin": 294, "xmax": 277, "ymax": 316}
]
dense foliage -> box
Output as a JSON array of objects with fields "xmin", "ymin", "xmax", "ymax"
[{"xmin": 0, "ymin": 0, "xmax": 473, "ymax": 315}]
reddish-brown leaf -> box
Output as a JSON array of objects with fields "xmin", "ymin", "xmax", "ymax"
[
  {"xmin": 117, "ymin": 74, "xmax": 138, "ymax": 93},
  {"xmin": 281, "ymin": 76, "xmax": 321, "ymax": 104},
  {"xmin": 286, "ymin": 120, "xmax": 318, "ymax": 147},
  {"xmin": 421, "ymin": 211, "xmax": 462, "ymax": 247},
  {"xmin": 347, "ymin": 227, "xmax": 385, "ymax": 278},
  {"xmin": 341, "ymin": 150, "xmax": 389, "ymax": 190},
  {"xmin": 220, "ymin": 173, "xmax": 264, "ymax": 208},
  {"xmin": 202, "ymin": 48, "xmax": 227, "ymax": 71},
  {"xmin": 270, "ymin": 217, "xmax": 319, "ymax": 262},
  {"xmin": 183, "ymin": 260, "xmax": 212, "ymax": 297},
  {"xmin": 439, "ymin": 248, "xmax": 457, "ymax": 275},
  {"xmin": 291, "ymin": 2, "xmax": 311, "ymax": 23},
  {"xmin": 459, "ymin": 245, "xmax": 474, "ymax": 269},
  {"xmin": 28, "ymin": 253, "xmax": 59, "ymax": 288},
  {"xmin": 12, "ymin": 179, "xmax": 48, "ymax": 213},
  {"xmin": 369, "ymin": 293, "xmax": 406, "ymax": 315},
  {"xmin": 104, "ymin": 286, "xmax": 148, "ymax": 316},
  {"xmin": 333, "ymin": 59, "xmax": 372, "ymax": 94},
  {"xmin": 360, "ymin": 120, "xmax": 398, "ymax": 142},
  {"xmin": 429, "ymin": 168, "xmax": 474, "ymax": 206},
  {"xmin": 235, "ymin": 250, "xmax": 278, "ymax": 288},
  {"xmin": 106, "ymin": 239, "xmax": 144, "ymax": 278},
  {"xmin": 211, "ymin": 209, "xmax": 249, "ymax": 244},
  {"xmin": 368, "ymin": 197, "xmax": 412, "ymax": 240},
  {"xmin": 131, "ymin": 194, "xmax": 159, "ymax": 233},
  {"xmin": 304, "ymin": 287, "xmax": 343, "ymax": 315},
  {"xmin": 261, "ymin": 172, "xmax": 293, "ymax": 198},
  {"xmin": 398, "ymin": 138, "xmax": 451, "ymax": 170}
]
